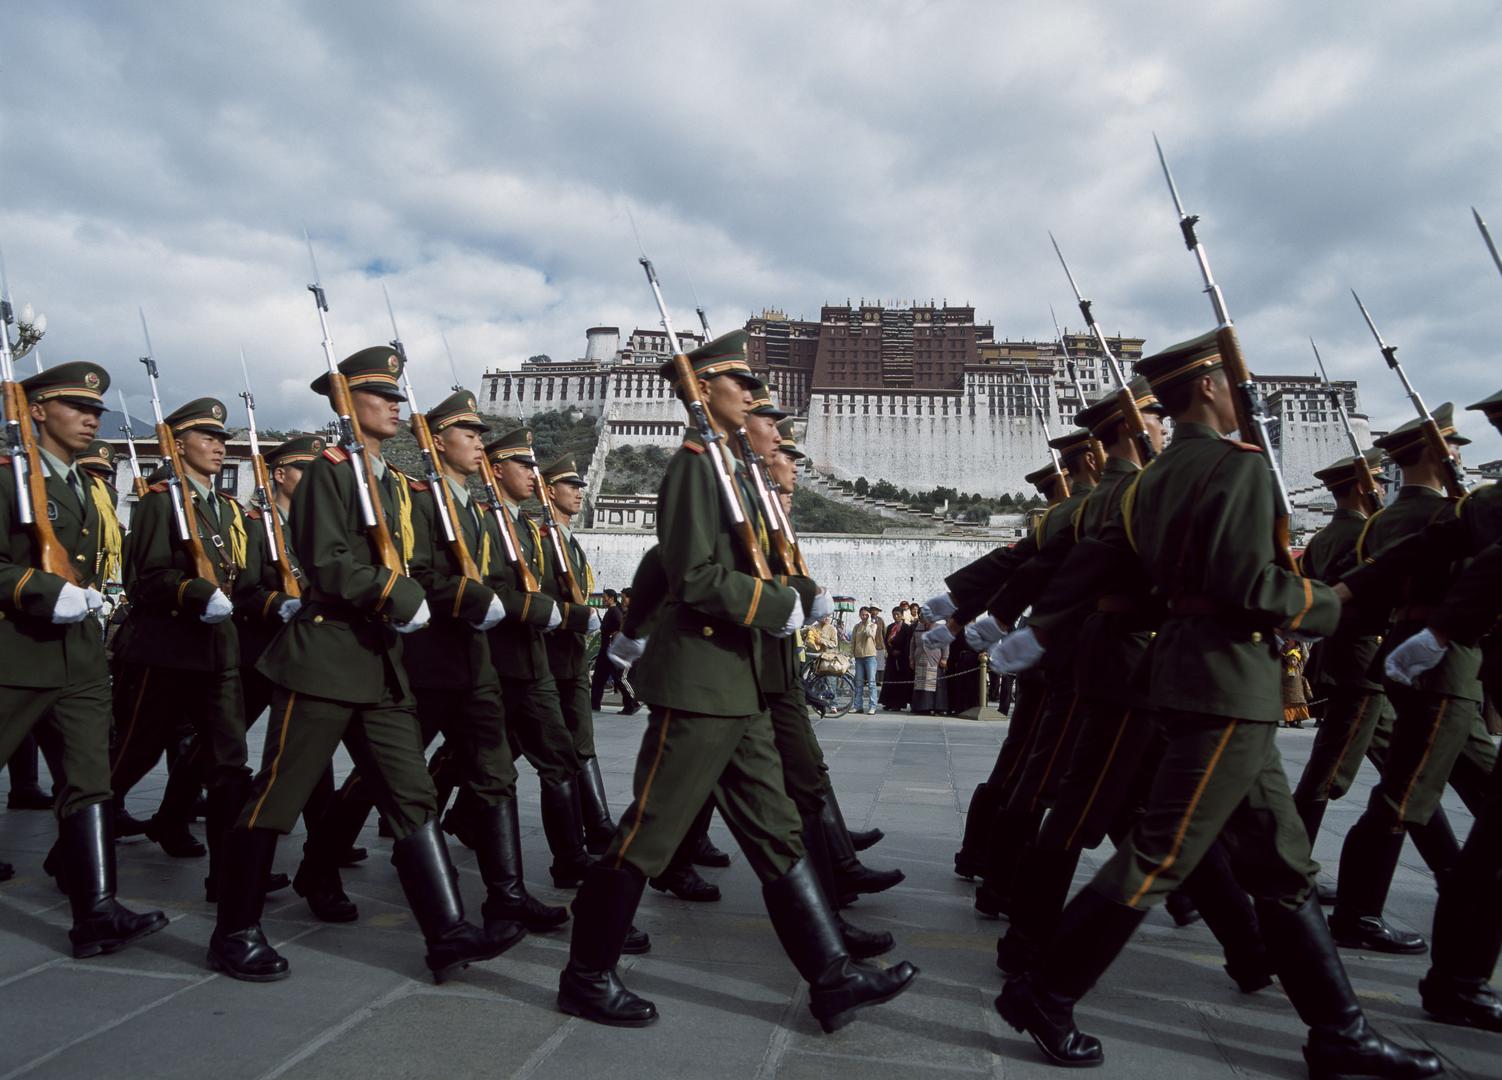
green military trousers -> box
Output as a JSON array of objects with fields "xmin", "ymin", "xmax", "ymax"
[
  {"xmin": 767, "ymin": 685, "xmax": 829, "ymax": 816},
  {"xmin": 554, "ymin": 669, "xmax": 597, "ymax": 760},
  {"xmin": 1036, "ymin": 700, "xmax": 1159, "ymax": 853},
  {"xmin": 606, "ymin": 707, "xmax": 804, "ymax": 882},
  {"xmin": 0, "ymin": 679, "xmax": 111, "ymax": 817},
  {"xmin": 110, "ymin": 661, "xmax": 248, "ymax": 798},
  {"xmin": 1006, "ymin": 682, "xmax": 1087, "ymax": 818},
  {"xmin": 1295, "ymin": 688, "xmax": 1386, "ymax": 806},
  {"xmin": 981, "ymin": 671, "xmax": 1047, "ymax": 794},
  {"xmin": 235, "ymin": 685, "xmax": 436, "ymax": 838},
  {"xmin": 1090, "ymin": 711, "xmax": 1316, "ymax": 911},
  {"xmin": 500, "ymin": 674, "xmax": 581, "ymax": 786},
  {"xmin": 415, "ymin": 678, "xmax": 519, "ymax": 804},
  {"xmin": 1371, "ymin": 686, "xmax": 1483, "ymax": 826}
]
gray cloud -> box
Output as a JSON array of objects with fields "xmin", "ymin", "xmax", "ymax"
[{"xmin": 4, "ymin": 0, "xmax": 1500, "ymax": 458}]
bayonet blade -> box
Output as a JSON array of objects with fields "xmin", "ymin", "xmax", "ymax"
[
  {"xmin": 239, "ymin": 347, "xmax": 255, "ymax": 408},
  {"xmin": 1474, "ymin": 207, "xmax": 1502, "ymax": 279},
  {"xmin": 1049, "ymin": 232, "xmax": 1085, "ymax": 301},
  {"xmin": 117, "ymin": 390, "xmax": 135, "ymax": 433},
  {"xmin": 1350, "ymin": 290, "xmax": 1397, "ymax": 366},
  {"xmin": 138, "ymin": 308, "xmax": 159, "ymax": 378},
  {"xmin": 382, "ymin": 283, "xmax": 402, "ymax": 344},
  {"xmin": 1310, "ymin": 337, "xmax": 1332, "ymax": 385},
  {"xmin": 440, "ymin": 331, "xmax": 462, "ymax": 391},
  {"xmin": 1153, "ymin": 133, "xmax": 1188, "ymax": 219}
]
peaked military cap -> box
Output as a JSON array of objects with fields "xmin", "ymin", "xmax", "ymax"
[
  {"xmin": 749, "ymin": 389, "xmax": 788, "ymax": 418},
  {"xmin": 310, "ymin": 345, "xmax": 405, "ymax": 401},
  {"xmin": 165, "ymin": 397, "xmax": 231, "ymax": 438},
  {"xmin": 77, "ymin": 439, "xmax": 117, "ymax": 477},
  {"xmin": 1074, "ymin": 376, "xmax": 1163, "ymax": 436},
  {"xmin": 22, "ymin": 361, "xmax": 109, "ymax": 410},
  {"xmin": 1136, "ymin": 329, "xmax": 1224, "ymax": 395},
  {"xmin": 1024, "ymin": 463, "xmax": 1065, "ymax": 492},
  {"xmin": 426, "ymin": 387, "xmax": 486, "ymax": 433},
  {"xmin": 485, "ymin": 427, "xmax": 535, "ymax": 466},
  {"xmin": 1465, "ymin": 387, "xmax": 1502, "ymax": 424},
  {"xmin": 1313, "ymin": 447, "xmax": 1384, "ymax": 489},
  {"xmin": 541, "ymin": 454, "xmax": 586, "ymax": 487},
  {"xmin": 658, "ymin": 329, "xmax": 765, "ymax": 390},
  {"xmin": 776, "ymin": 416, "xmax": 805, "ymax": 459},
  {"xmin": 265, "ymin": 433, "xmax": 326, "ymax": 468},
  {"xmin": 1048, "ymin": 428, "xmax": 1094, "ymax": 461},
  {"xmin": 1373, "ymin": 402, "xmax": 1470, "ymax": 458}
]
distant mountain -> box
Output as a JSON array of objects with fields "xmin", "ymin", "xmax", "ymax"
[{"xmin": 95, "ymin": 409, "xmax": 154, "ymax": 438}]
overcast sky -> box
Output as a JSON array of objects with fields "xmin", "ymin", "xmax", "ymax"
[{"xmin": 5, "ymin": 1, "xmax": 1501, "ymax": 457}]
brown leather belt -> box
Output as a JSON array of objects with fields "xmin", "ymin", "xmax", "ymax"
[{"xmin": 1096, "ymin": 594, "xmax": 1141, "ymax": 613}]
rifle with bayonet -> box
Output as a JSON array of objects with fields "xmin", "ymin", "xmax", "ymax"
[
  {"xmin": 116, "ymin": 391, "xmax": 148, "ymax": 498},
  {"xmin": 1474, "ymin": 208, "xmax": 1502, "ymax": 284},
  {"xmin": 238, "ymin": 350, "xmax": 300, "ymax": 596},
  {"xmin": 304, "ymin": 232, "xmax": 403, "ymax": 574},
  {"xmin": 1049, "ymin": 233, "xmax": 1157, "ymax": 467},
  {"xmin": 139, "ymin": 310, "xmax": 217, "ymax": 582},
  {"xmin": 0, "ymin": 249, "xmax": 74, "ymax": 582},
  {"xmin": 1350, "ymin": 291, "xmax": 1466, "ymax": 499},
  {"xmin": 637, "ymin": 254, "xmax": 772, "ymax": 580},
  {"xmin": 1310, "ymin": 339, "xmax": 1382, "ymax": 514},
  {"xmin": 384, "ymin": 288, "xmax": 481, "ymax": 584},
  {"xmin": 1050, "ymin": 304, "xmax": 1108, "ymax": 467},
  {"xmin": 526, "ymin": 432, "xmax": 587, "ymax": 605},
  {"xmin": 1027, "ymin": 375, "xmax": 1071, "ymax": 499},
  {"xmin": 1153, "ymin": 135, "xmax": 1296, "ymax": 572}
]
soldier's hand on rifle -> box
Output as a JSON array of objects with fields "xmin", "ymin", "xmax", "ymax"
[
  {"xmin": 808, "ymin": 589, "xmax": 834, "ymax": 625},
  {"xmin": 545, "ymin": 604, "xmax": 562, "ymax": 631},
  {"xmin": 200, "ymin": 589, "xmax": 234, "ymax": 624},
  {"xmin": 83, "ymin": 587, "xmax": 105, "ymax": 613},
  {"xmin": 772, "ymin": 594, "xmax": 805, "ymax": 638},
  {"xmin": 989, "ymin": 626, "xmax": 1044, "ymax": 673},
  {"xmin": 50, "ymin": 583, "xmax": 93, "ymax": 625},
  {"xmin": 1385, "ymin": 627, "xmax": 1449, "ymax": 687},
  {"xmin": 964, "ymin": 614, "xmax": 1004, "ymax": 651},
  {"xmin": 277, "ymin": 597, "xmax": 302, "ymax": 623},
  {"xmin": 395, "ymin": 598, "xmax": 431, "ymax": 634},
  {"xmin": 608, "ymin": 633, "xmax": 645, "ymax": 670},
  {"xmin": 921, "ymin": 592, "xmax": 956, "ymax": 622},
  {"xmin": 473, "ymin": 595, "xmax": 507, "ymax": 632},
  {"xmin": 587, "ymin": 609, "xmax": 601, "ymax": 634},
  {"xmin": 923, "ymin": 621, "xmax": 955, "ymax": 648}
]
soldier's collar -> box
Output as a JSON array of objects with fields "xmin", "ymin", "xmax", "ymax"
[
  {"xmin": 186, "ymin": 474, "xmax": 215, "ymax": 503},
  {"xmin": 1395, "ymin": 483, "xmax": 1444, "ymax": 500},
  {"xmin": 367, "ymin": 454, "xmax": 387, "ymax": 481},
  {"xmin": 1172, "ymin": 421, "xmax": 1226, "ymax": 441},
  {"xmin": 36, "ymin": 444, "xmax": 80, "ymax": 486},
  {"xmin": 443, "ymin": 474, "xmax": 471, "ymax": 507},
  {"xmin": 1103, "ymin": 455, "xmax": 1139, "ymax": 475},
  {"xmin": 1330, "ymin": 507, "xmax": 1367, "ymax": 522}
]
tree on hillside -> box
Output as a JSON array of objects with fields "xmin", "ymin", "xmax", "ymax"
[{"xmin": 853, "ymin": 476, "xmax": 869, "ymax": 496}]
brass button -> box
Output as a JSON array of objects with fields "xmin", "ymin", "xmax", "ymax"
[
  {"xmin": 0, "ymin": 611, "xmax": 6, "ymax": 620},
  {"xmin": 1250, "ymin": 631, "xmax": 1263, "ymax": 644},
  {"xmin": 702, "ymin": 626, "xmax": 714, "ymax": 637},
  {"xmin": 170, "ymin": 610, "xmax": 178, "ymax": 617},
  {"xmin": 75, "ymin": 553, "xmax": 86, "ymax": 562},
  {"xmin": 81, "ymin": 528, "xmax": 89, "ymax": 536},
  {"xmin": 313, "ymin": 614, "xmax": 324, "ymax": 624}
]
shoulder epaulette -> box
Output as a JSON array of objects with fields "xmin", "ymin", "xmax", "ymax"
[
  {"xmin": 1228, "ymin": 440, "xmax": 1262, "ymax": 453},
  {"xmin": 322, "ymin": 446, "xmax": 350, "ymax": 464},
  {"xmin": 409, "ymin": 479, "xmax": 430, "ymax": 493},
  {"xmin": 0, "ymin": 455, "xmax": 9, "ymax": 466},
  {"xmin": 681, "ymin": 441, "xmax": 705, "ymax": 455},
  {"xmin": 148, "ymin": 481, "xmax": 170, "ymax": 493},
  {"xmin": 245, "ymin": 508, "xmax": 263, "ymax": 521}
]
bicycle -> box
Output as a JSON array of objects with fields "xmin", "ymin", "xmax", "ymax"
[{"xmin": 801, "ymin": 657, "xmax": 857, "ymax": 719}]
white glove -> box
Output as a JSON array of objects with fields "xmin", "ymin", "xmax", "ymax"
[
  {"xmin": 989, "ymin": 626, "xmax": 1044, "ymax": 673},
  {"xmin": 965, "ymin": 614, "xmax": 1005, "ymax": 651},
  {"xmin": 395, "ymin": 599, "xmax": 431, "ymax": 634},
  {"xmin": 1385, "ymin": 628, "xmax": 1448, "ymax": 687},
  {"xmin": 609, "ymin": 634, "xmax": 646, "ymax": 670},
  {"xmin": 921, "ymin": 592, "xmax": 957, "ymax": 622},
  {"xmin": 277, "ymin": 597, "xmax": 302, "ymax": 623},
  {"xmin": 83, "ymin": 587, "xmax": 105, "ymax": 613},
  {"xmin": 50, "ymin": 582, "xmax": 91, "ymax": 624},
  {"xmin": 774, "ymin": 594, "xmax": 806, "ymax": 638},
  {"xmin": 200, "ymin": 588, "xmax": 234, "ymax": 624},
  {"xmin": 473, "ymin": 595, "xmax": 507, "ymax": 631},
  {"xmin": 923, "ymin": 622, "xmax": 955, "ymax": 649},
  {"xmin": 545, "ymin": 603, "xmax": 562, "ymax": 631},
  {"xmin": 587, "ymin": 610, "xmax": 602, "ymax": 634},
  {"xmin": 807, "ymin": 589, "xmax": 834, "ymax": 626}
]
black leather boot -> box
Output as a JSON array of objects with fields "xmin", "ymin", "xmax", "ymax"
[
  {"xmin": 956, "ymin": 782, "xmax": 1002, "ymax": 879},
  {"xmin": 442, "ymin": 786, "xmax": 481, "ymax": 851},
  {"xmin": 1296, "ymin": 792, "xmax": 1328, "ymax": 849},
  {"xmin": 824, "ymin": 786, "xmax": 882, "ymax": 855},
  {"xmin": 1421, "ymin": 862, "xmax": 1502, "ymax": 1031},
  {"xmin": 650, "ymin": 864, "xmax": 721, "ymax": 901},
  {"xmin": 292, "ymin": 851, "xmax": 358, "ymax": 923},
  {"xmin": 207, "ymin": 827, "xmax": 290, "ymax": 981},
  {"xmin": 202, "ymin": 779, "xmax": 291, "ymax": 903},
  {"xmin": 975, "ymin": 806, "xmax": 1042, "ymax": 918},
  {"xmin": 61, "ymin": 803, "xmax": 168, "ymax": 959},
  {"xmin": 994, "ymin": 886, "xmax": 1145, "ymax": 1067},
  {"xmin": 803, "ymin": 810, "xmax": 894, "ymax": 959},
  {"xmin": 1164, "ymin": 889, "xmax": 1201, "ymax": 927},
  {"xmin": 997, "ymin": 846, "xmax": 1080, "ymax": 976},
  {"xmin": 558, "ymin": 862, "xmax": 658, "ymax": 1026},
  {"xmin": 1179, "ymin": 841, "xmax": 1273, "ymax": 993},
  {"xmin": 392, "ymin": 820, "xmax": 526, "ymax": 984},
  {"xmin": 1331, "ymin": 817, "xmax": 1426, "ymax": 953},
  {"xmin": 764, "ymin": 858, "xmax": 917, "ymax": 1032},
  {"xmin": 540, "ymin": 778, "xmax": 593, "ymax": 888},
  {"xmin": 1258, "ymin": 895, "xmax": 1441, "ymax": 1080},
  {"xmin": 143, "ymin": 813, "xmax": 205, "ymax": 858},
  {"xmin": 112, "ymin": 796, "xmax": 150, "ymax": 838},
  {"xmin": 821, "ymin": 799, "xmax": 903, "ymax": 901},
  {"xmin": 474, "ymin": 798, "xmax": 568, "ymax": 932},
  {"xmin": 576, "ymin": 758, "xmax": 616, "ymax": 856}
]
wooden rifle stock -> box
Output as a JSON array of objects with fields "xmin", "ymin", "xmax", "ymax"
[
  {"xmin": 531, "ymin": 466, "xmax": 587, "ymax": 605},
  {"xmin": 3, "ymin": 380, "xmax": 79, "ymax": 584},
  {"xmin": 1215, "ymin": 325, "xmax": 1297, "ymax": 573},
  {"xmin": 1419, "ymin": 422, "xmax": 1468, "ymax": 500},
  {"xmin": 325, "ymin": 372, "xmax": 403, "ymax": 574},
  {"xmin": 1351, "ymin": 455, "xmax": 1383, "ymax": 514},
  {"xmin": 249, "ymin": 452, "xmax": 299, "ymax": 596},
  {"xmin": 734, "ymin": 428, "xmax": 800, "ymax": 576},
  {"xmin": 155, "ymin": 420, "xmax": 219, "ymax": 582},
  {"xmin": 131, "ymin": 475, "xmax": 148, "ymax": 498},
  {"xmin": 480, "ymin": 463, "xmax": 540, "ymax": 593},
  {"xmin": 411, "ymin": 411, "xmax": 481, "ymax": 583},
  {"xmin": 1114, "ymin": 386, "xmax": 1154, "ymax": 467}
]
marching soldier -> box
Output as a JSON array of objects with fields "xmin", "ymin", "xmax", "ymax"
[
  {"xmin": 0, "ymin": 361, "xmax": 167, "ymax": 956},
  {"xmin": 536, "ymin": 455, "xmax": 616, "ymax": 854},
  {"xmin": 557, "ymin": 331, "xmax": 916, "ymax": 1031},
  {"xmin": 76, "ymin": 438, "xmax": 121, "ymax": 497},
  {"xmin": 109, "ymin": 398, "xmax": 251, "ymax": 870},
  {"xmin": 208, "ymin": 347, "xmax": 522, "ymax": 984},
  {"xmin": 992, "ymin": 332, "xmax": 1438, "ymax": 1079}
]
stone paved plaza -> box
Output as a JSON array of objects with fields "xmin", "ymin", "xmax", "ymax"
[{"xmin": 1, "ymin": 705, "xmax": 1495, "ymax": 1080}]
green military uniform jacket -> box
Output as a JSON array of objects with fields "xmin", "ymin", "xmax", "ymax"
[
  {"xmin": 540, "ymin": 522, "xmax": 598, "ymax": 680},
  {"xmin": 0, "ymin": 456, "xmax": 112, "ymax": 688},
  {"xmin": 1433, "ymin": 538, "xmax": 1502, "ymax": 646},
  {"xmin": 1299, "ymin": 508, "xmax": 1382, "ymax": 693},
  {"xmin": 1340, "ymin": 485, "xmax": 1485, "ymax": 702},
  {"xmin": 256, "ymin": 448, "xmax": 426, "ymax": 704},
  {"xmin": 629, "ymin": 432, "xmax": 800, "ymax": 715},
  {"xmin": 481, "ymin": 499, "xmax": 560, "ymax": 681},
  {"xmin": 405, "ymin": 476, "xmax": 502, "ymax": 690},
  {"xmin": 234, "ymin": 504, "xmax": 303, "ymax": 666},
  {"xmin": 621, "ymin": 544, "xmax": 667, "ymax": 639},
  {"xmin": 114, "ymin": 476, "xmax": 245, "ymax": 672},
  {"xmin": 1121, "ymin": 422, "xmax": 1340, "ymax": 723}
]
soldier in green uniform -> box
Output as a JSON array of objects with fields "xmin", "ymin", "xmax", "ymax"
[
  {"xmin": 109, "ymin": 398, "xmax": 250, "ymax": 867},
  {"xmin": 536, "ymin": 455, "xmax": 615, "ymax": 854},
  {"xmin": 557, "ymin": 331, "xmax": 916, "ymax": 1032},
  {"xmin": 993, "ymin": 332, "xmax": 1438, "ymax": 1079},
  {"xmin": 76, "ymin": 438, "xmax": 120, "ymax": 496},
  {"xmin": 473, "ymin": 427, "xmax": 593, "ymax": 887},
  {"xmin": 1325, "ymin": 405, "xmax": 1486, "ymax": 955},
  {"xmin": 208, "ymin": 348, "xmax": 523, "ymax": 984},
  {"xmin": 0, "ymin": 361, "xmax": 167, "ymax": 956}
]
